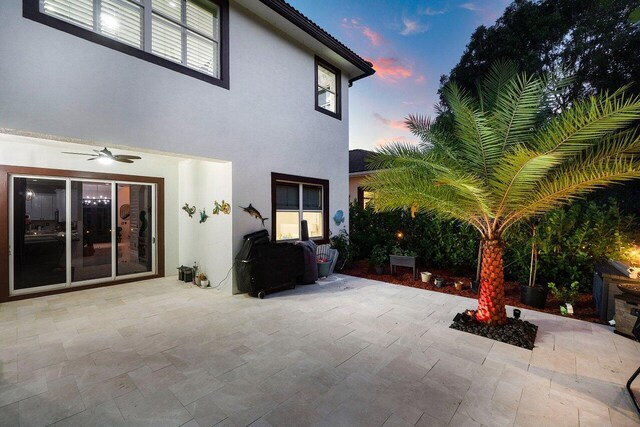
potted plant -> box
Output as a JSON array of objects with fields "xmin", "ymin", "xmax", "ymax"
[
  {"xmin": 548, "ymin": 281, "xmax": 580, "ymax": 315},
  {"xmin": 389, "ymin": 246, "xmax": 419, "ymax": 279},
  {"xmin": 369, "ymin": 245, "xmax": 388, "ymax": 275},
  {"xmin": 198, "ymin": 273, "xmax": 209, "ymax": 288},
  {"xmin": 435, "ymin": 277, "xmax": 445, "ymax": 288},
  {"xmin": 420, "ymin": 271, "xmax": 432, "ymax": 283},
  {"xmin": 454, "ymin": 280, "xmax": 464, "ymax": 291},
  {"xmin": 317, "ymin": 255, "xmax": 331, "ymax": 278},
  {"xmin": 520, "ymin": 224, "xmax": 549, "ymax": 309}
]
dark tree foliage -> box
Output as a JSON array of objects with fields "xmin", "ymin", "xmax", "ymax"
[{"xmin": 439, "ymin": 0, "xmax": 640, "ymax": 110}]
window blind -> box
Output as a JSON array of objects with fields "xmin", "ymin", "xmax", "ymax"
[
  {"xmin": 43, "ymin": 0, "xmax": 93, "ymax": 30},
  {"xmin": 100, "ymin": 0, "xmax": 143, "ymax": 49}
]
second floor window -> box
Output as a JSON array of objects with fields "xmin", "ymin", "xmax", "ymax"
[
  {"xmin": 41, "ymin": 0, "xmax": 220, "ymax": 78},
  {"xmin": 315, "ymin": 57, "xmax": 341, "ymax": 119}
]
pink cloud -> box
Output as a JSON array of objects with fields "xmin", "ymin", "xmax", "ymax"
[
  {"xmin": 362, "ymin": 27, "xmax": 382, "ymax": 46},
  {"xmin": 367, "ymin": 57, "xmax": 413, "ymax": 83},
  {"xmin": 373, "ymin": 113, "xmax": 408, "ymax": 130},
  {"xmin": 342, "ymin": 18, "xmax": 383, "ymax": 47},
  {"xmin": 415, "ymin": 75, "xmax": 425, "ymax": 84}
]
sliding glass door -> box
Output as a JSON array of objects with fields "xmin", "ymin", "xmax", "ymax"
[
  {"xmin": 116, "ymin": 183, "xmax": 153, "ymax": 277},
  {"xmin": 11, "ymin": 177, "xmax": 67, "ymax": 291},
  {"xmin": 9, "ymin": 175, "xmax": 157, "ymax": 295},
  {"xmin": 71, "ymin": 181, "xmax": 114, "ymax": 283}
]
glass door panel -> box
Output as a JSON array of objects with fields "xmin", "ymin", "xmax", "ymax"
[
  {"xmin": 71, "ymin": 181, "xmax": 113, "ymax": 283},
  {"xmin": 116, "ymin": 183, "xmax": 153, "ymax": 276},
  {"xmin": 12, "ymin": 177, "xmax": 67, "ymax": 290}
]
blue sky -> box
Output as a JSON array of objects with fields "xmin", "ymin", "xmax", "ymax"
[{"xmin": 288, "ymin": 0, "xmax": 511, "ymax": 150}]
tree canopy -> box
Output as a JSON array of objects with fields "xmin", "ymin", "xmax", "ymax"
[{"xmin": 439, "ymin": 0, "xmax": 640, "ymax": 111}]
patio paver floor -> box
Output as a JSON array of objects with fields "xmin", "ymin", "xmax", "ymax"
[{"xmin": 0, "ymin": 275, "xmax": 639, "ymax": 426}]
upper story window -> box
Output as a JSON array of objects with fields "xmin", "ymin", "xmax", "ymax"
[
  {"xmin": 315, "ymin": 56, "xmax": 341, "ymax": 120},
  {"xmin": 26, "ymin": 0, "xmax": 228, "ymax": 87}
]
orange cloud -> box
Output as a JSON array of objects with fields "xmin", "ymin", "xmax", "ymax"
[
  {"xmin": 373, "ymin": 113, "xmax": 408, "ymax": 130},
  {"xmin": 367, "ymin": 57, "xmax": 413, "ymax": 83},
  {"xmin": 342, "ymin": 18, "xmax": 383, "ymax": 47}
]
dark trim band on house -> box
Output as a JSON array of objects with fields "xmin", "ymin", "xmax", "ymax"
[
  {"xmin": 315, "ymin": 56, "xmax": 341, "ymax": 120},
  {"xmin": 23, "ymin": 0, "xmax": 230, "ymax": 89},
  {"xmin": 0, "ymin": 165, "xmax": 165, "ymax": 303},
  {"xmin": 258, "ymin": 0, "xmax": 375, "ymax": 85},
  {"xmin": 271, "ymin": 172, "xmax": 330, "ymax": 244}
]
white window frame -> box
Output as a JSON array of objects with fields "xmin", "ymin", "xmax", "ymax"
[{"xmin": 274, "ymin": 180, "xmax": 325, "ymax": 242}]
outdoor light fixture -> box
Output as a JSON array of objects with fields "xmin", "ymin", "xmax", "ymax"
[
  {"xmin": 396, "ymin": 231, "xmax": 404, "ymax": 239},
  {"xmin": 513, "ymin": 309, "xmax": 521, "ymax": 319}
]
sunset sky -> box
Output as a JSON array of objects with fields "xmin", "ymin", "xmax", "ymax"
[{"xmin": 288, "ymin": 0, "xmax": 512, "ymax": 150}]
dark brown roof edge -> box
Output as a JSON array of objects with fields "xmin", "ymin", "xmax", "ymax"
[{"xmin": 258, "ymin": 0, "xmax": 375, "ymax": 85}]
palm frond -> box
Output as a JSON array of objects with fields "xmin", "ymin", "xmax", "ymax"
[
  {"xmin": 444, "ymin": 83, "xmax": 502, "ymax": 182},
  {"xmin": 501, "ymin": 156, "xmax": 640, "ymax": 232}
]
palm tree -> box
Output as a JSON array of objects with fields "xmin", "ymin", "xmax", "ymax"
[{"xmin": 365, "ymin": 62, "xmax": 640, "ymax": 325}]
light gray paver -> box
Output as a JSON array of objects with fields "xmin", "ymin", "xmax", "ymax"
[{"xmin": 0, "ymin": 274, "xmax": 638, "ymax": 426}]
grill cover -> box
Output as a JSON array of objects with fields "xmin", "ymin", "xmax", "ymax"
[{"xmin": 235, "ymin": 230, "xmax": 304, "ymax": 295}]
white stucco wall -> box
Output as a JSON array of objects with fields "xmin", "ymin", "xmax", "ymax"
[
  {"xmin": 0, "ymin": 0, "xmax": 353, "ymax": 291},
  {"xmin": 178, "ymin": 159, "xmax": 233, "ymax": 289}
]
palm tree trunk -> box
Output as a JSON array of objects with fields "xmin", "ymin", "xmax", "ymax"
[{"xmin": 476, "ymin": 239, "xmax": 507, "ymax": 325}]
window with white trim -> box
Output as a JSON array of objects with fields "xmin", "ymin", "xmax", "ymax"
[
  {"xmin": 274, "ymin": 182, "xmax": 325, "ymax": 241},
  {"xmin": 315, "ymin": 56, "xmax": 341, "ymax": 119},
  {"xmin": 40, "ymin": 0, "xmax": 220, "ymax": 78}
]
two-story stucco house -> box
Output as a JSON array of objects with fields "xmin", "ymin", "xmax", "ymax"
[{"xmin": 0, "ymin": 0, "xmax": 374, "ymax": 301}]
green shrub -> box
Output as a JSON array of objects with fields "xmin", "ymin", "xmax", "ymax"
[
  {"xmin": 548, "ymin": 281, "xmax": 581, "ymax": 306},
  {"xmin": 349, "ymin": 198, "xmax": 635, "ymax": 290},
  {"xmin": 504, "ymin": 199, "xmax": 633, "ymax": 291},
  {"xmin": 369, "ymin": 245, "xmax": 389, "ymax": 266}
]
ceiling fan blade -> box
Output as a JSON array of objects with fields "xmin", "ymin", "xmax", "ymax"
[
  {"xmin": 115, "ymin": 158, "xmax": 134, "ymax": 164},
  {"xmin": 87, "ymin": 157, "xmax": 98, "ymax": 161},
  {"xmin": 61, "ymin": 152, "xmax": 95, "ymax": 156},
  {"xmin": 114, "ymin": 155, "xmax": 141, "ymax": 160}
]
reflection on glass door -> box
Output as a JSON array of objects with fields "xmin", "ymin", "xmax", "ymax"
[
  {"xmin": 12, "ymin": 177, "xmax": 67, "ymax": 290},
  {"xmin": 71, "ymin": 181, "xmax": 113, "ymax": 283},
  {"xmin": 116, "ymin": 184, "xmax": 153, "ymax": 276}
]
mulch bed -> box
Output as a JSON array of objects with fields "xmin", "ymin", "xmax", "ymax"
[
  {"xmin": 450, "ymin": 314, "xmax": 538, "ymax": 350},
  {"xmin": 342, "ymin": 260, "xmax": 601, "ymax": 324}
]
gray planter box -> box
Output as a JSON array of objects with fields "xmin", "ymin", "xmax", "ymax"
[{"xmin": 389, "ymin": 255, "xmax": 419, "ymax": 279}]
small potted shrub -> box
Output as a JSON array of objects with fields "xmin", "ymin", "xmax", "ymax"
[
  {"xmin": 198, "ymin": 273, "xmax": 209, "ymax": 288},
  {"xmin": 369, "ymin": 245, "xmax": 388, "ymax": 275},
  {"xmin": 317, "ymin": 255, "xmax": 331, "ymax": 278},
  {"xmin": 548, "ymin": 281, "xmax": 580, "ymax": 315}
]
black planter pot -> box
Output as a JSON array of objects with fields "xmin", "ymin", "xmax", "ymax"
[
  {"xmin": 435, "ymin": 277, "xmax": 445, "ymax": 288},
  {"xmin": 520, "ymin": 285, "xmax": 548, "ymax": 309},
  {"xmin": 374, "ymin": 265, "xmax": 384, "ymax": 275},
  {"xmin": 471, "ymin": 280, "xmax": 479, "ymax": 294}
]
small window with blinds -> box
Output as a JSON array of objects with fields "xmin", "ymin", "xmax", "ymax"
[
  {"xmin": 29, "ymin": 0, "xmax": 226, "ymax": 86},
  {"xmin": 272, "ymin": 174, "xmax": 329, "ymax": 243}
]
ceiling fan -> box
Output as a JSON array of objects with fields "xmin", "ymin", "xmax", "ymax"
[{"xmin": 62, "ymin": 147, "xmax": 142, "ymax": 164}]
